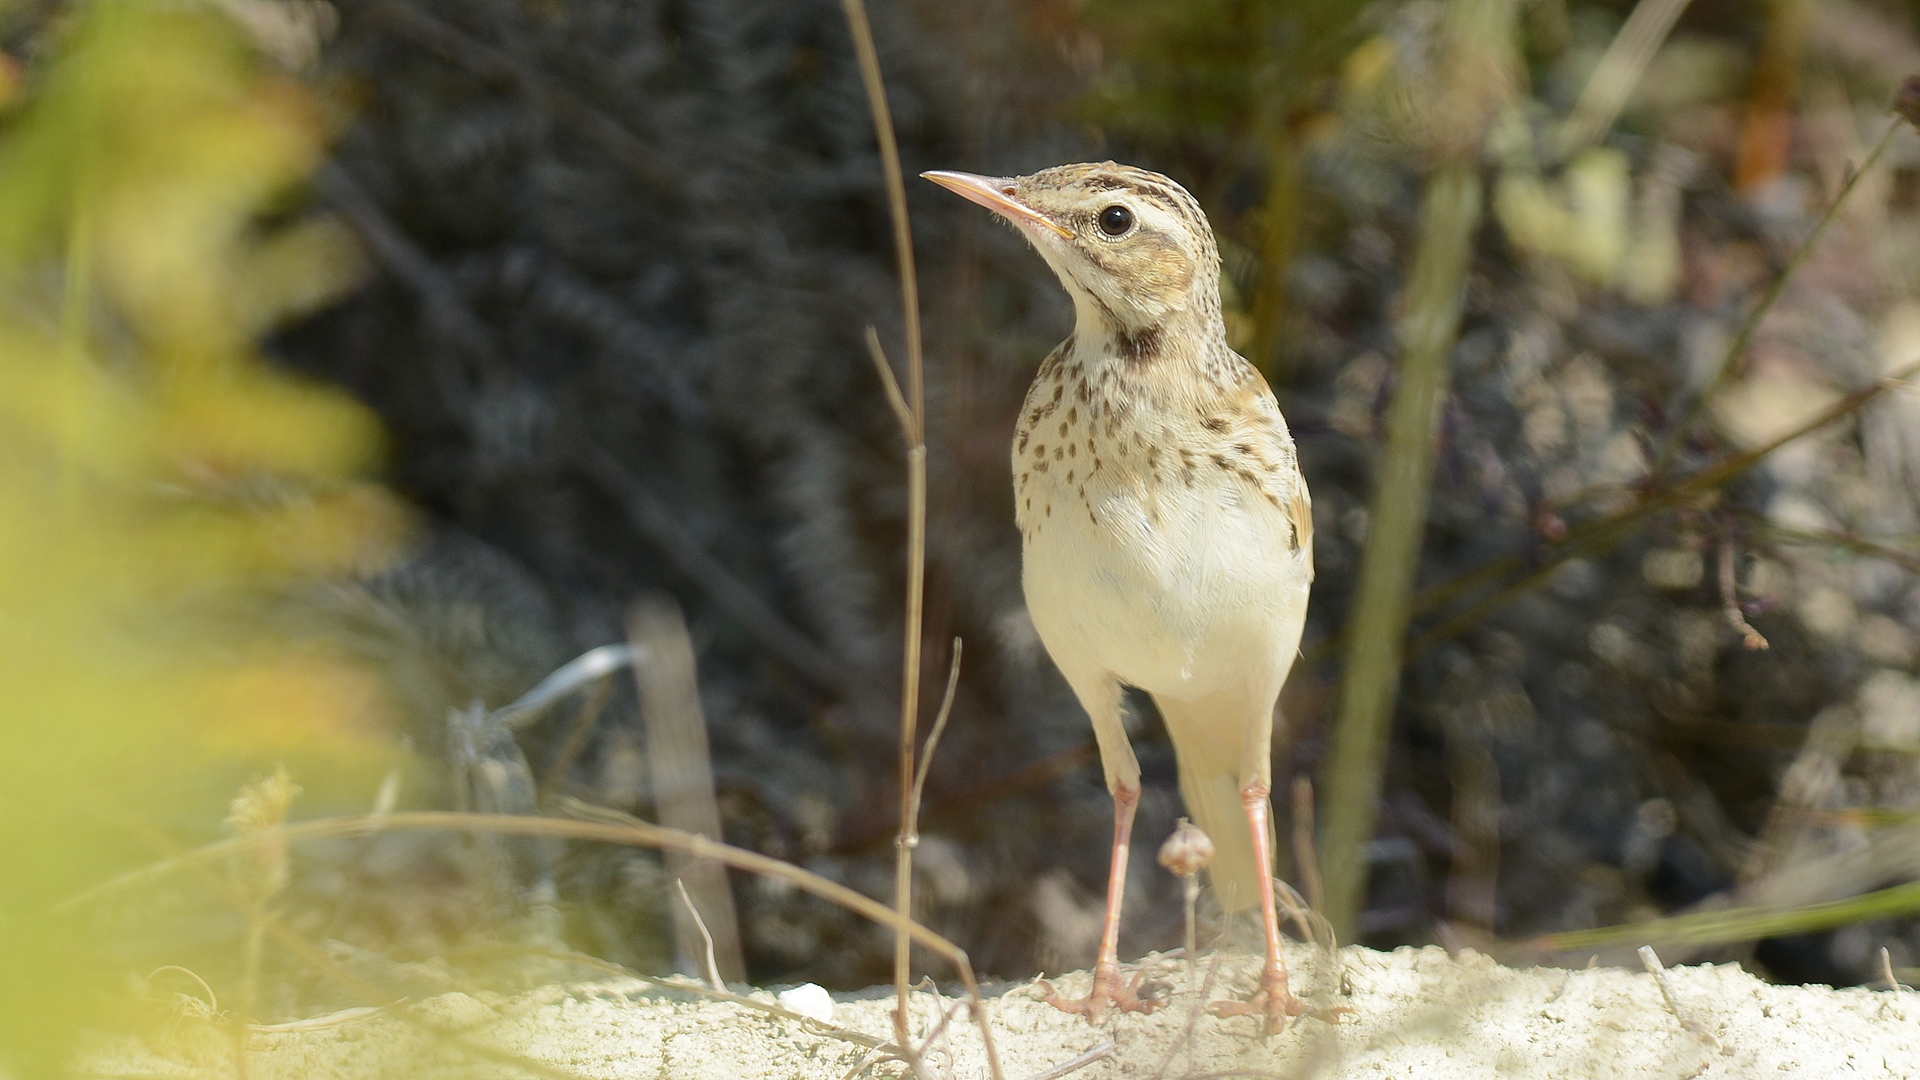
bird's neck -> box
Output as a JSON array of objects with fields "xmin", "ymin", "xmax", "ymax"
[{"xmin": 1066, "ymin": 287, "xmax": 1229, "ymax": 374}]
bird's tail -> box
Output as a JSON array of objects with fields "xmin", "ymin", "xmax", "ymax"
[{"xmin": 1159, "ymin": 698, "xmax": 1272, "ymax": 914}]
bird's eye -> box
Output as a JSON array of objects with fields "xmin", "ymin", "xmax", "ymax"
[{"xmin": 1097, "ymin": 205, "xmax": 1133, "ymax": 236}]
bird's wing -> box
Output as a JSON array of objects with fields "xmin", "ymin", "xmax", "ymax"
[{"xmin": 1223, "ymin": 369, "xmax": 1313, "ymax": 567}]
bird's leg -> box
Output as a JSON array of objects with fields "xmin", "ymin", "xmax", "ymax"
[
  {"xmin": 1042, "ymin": 780, "xmax": 1159, "ymax": 1022},
  {"xmin": 1208, "ymin": 780, "xmax": 1308, "ymax": 1032}
]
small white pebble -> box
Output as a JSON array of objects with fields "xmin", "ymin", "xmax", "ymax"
[{"xmin": 777, "ymin": 983, "xmax": 834, "ymax": 1023}]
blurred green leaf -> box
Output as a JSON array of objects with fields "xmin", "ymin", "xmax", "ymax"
[
  {"xmin": 0, "ymin": 2, "xmax": 403, "ymax": 1072},
  {"xmin": 1539, "ymin": 879, "xmax": 1920, "ymax": 953}
]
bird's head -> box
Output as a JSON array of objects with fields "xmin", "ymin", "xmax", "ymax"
[{"xmin": 923, "ymin": 162, "xmax": 1223, "ymax": 355}]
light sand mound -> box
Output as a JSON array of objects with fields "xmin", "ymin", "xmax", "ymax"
[{"xmin": 87, "ymin": 944, "xmax": 1920, "ymax": 1079}]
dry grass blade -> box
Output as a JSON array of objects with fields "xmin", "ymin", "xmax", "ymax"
[
  {"xmin": 1025, "ymin": 1041, "xmax": 1117, "ymax": 1080},
  {"xmin": 674, "ymin": 879, "xmax": 727, "ymax": 992},
  {"xmin": 72, "ymin": 807, "xmax": 1010, "ymax": 1080}
]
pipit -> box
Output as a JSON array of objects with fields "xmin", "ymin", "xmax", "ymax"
[{"xmin": 925, "ymin": 163, "xmax": 1314, "ymax": 1026}]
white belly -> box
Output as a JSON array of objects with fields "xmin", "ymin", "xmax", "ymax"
[{"xmin": 1022, "ymin": 471, "xmax": 1310, "ymax": 700}]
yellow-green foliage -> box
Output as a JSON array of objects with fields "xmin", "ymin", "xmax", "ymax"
[{"xmin": 0, "ymin": 2, "xmax": 405, "ymax": 1070}]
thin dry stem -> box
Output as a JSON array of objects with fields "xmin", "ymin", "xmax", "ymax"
[
  {"xmin": 539, "ymin": 676, "xmax": 612, "ymax": 799},
  {"xmin": 909, "ymin": 639, "xmax": 963, "ymax": 826},
  {"xmin": 837, "ymin": 0, "xmax": 944, "ymax": 1066},
  {"xmin": 1882, "ymin": 947, "xmax": 1910, "ymax": 993},
  {"xmin": 865, "ymin": 327, "xmax": 917, "ymax": 441},
  {"xmin": 1718, "ymin": 537, "xmax": 1769, "ymax": 650},
  {"xmin": 1147, "ymin": 954, "xmax": 1223, "ymax": 1080},
  {"xmin": 77, "ymin": 808, "xmax": 1009, "ymax": 1080},
  {"xmin": 1025, "ymin": 1042, "xmax": 1118, "ymax": 1080},
  {"xmin": 146, "ymin": 966, "xmax": 220, "ymax": 1017},
  {"xmin": 1652, "ymin": 117, "xmax": 1902, "ymax": 475},
  {"xmin": 674, "ymin": 878, "xmax": 726, "ymax": 992},
  {"xmin": 1639, "ymin": 945, "xmax": 1716, "ymax": 1045},
  {"xmin": 1263, "ymin": 877, "xmax": 1312, "ymax": 950}
]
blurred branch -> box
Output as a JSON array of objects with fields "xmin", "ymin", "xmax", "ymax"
[
  {"xmin": 1733, "ymin": 0, "xmax": 1813, "ymax": 193},
  {"xmin": 1250, "ymin": 122, "xmax": 1302, "ymax": 379},
  {"xmin": 314, "ymin": 162, "xmax": 493, "ymax": 409},
  {"xmin": 577, "ymin": 443, "xmax": 848, "ymax": 697},
  {"xmin": 1405, "ymin": 356, "xmax": 1920, "ymax": 660},
  {"xmin": 1651, "ymin": 116, "xmax": 1903, "ymax": 476},
  {"xmin": 1754, "ymin": 522, "xmax": 1920, "ymax": 577},
  {"xmin": 343, "ymin": 0, "xmax": 676, "ymax": 187},
  {"xmin": 1321, "ymin": 163, "xmax": 1484, "ymax": 942},
  {"xmin": 1556, "ymin": 0, "xmax": 1694, "ymax": 155},
  {"xmin": 326, "ymin": 150, "xmax": 830, "ymax": 695},
  {"xmin": 1717, "ymin": 536, "xmax": 1768, "ymax": 651},
  {"xmin": 630, "ymin": 597, "xmax": 746, "ymax": 986}
]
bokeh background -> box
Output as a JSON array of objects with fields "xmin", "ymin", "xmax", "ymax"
[{"xmin": 9, "ymin": 0, "xmax": 1920, "ymax": 1071}]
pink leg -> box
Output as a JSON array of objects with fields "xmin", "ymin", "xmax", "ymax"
[
  {"xmin": 1042, "ymin": 782, "xmax": 1159, "ymax": 1023},
  {"xmin": 1209, "ymin": 781, "xmax": 1307, "ymax": 1032}
]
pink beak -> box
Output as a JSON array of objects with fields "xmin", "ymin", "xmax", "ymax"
[{"xmin": 921, "ymin": 170, "xmax": 1073, "ymax": 239}]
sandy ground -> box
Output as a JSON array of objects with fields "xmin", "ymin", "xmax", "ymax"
[{"xmin": 85, "ymin": 944, "xmax": 1920, "ymax": 1079}]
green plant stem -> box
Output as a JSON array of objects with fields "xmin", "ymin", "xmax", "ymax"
[
  {"xmin": 1650, "ymin": 117, "xmax": 1901, "ymax": 476},
  {"xmin": 1539, "ymin": 878, "xmax": 1920, "ymax": 953},
  {"xmin": 1250, "ymin": 125, "xmax": 1300, "ymax": 379},
  {"xmin": 1320, "ymin": 163, "xmax": 1483, "ymax": 942}
]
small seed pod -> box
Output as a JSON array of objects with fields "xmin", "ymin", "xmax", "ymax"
[
  {"xmin": 1158, "ymin": 817, "xmax": 1215, "ymax": 878},
  {"xmin": 1897, "ymin": 74, "xmax": 1920, "ymax": 133}
]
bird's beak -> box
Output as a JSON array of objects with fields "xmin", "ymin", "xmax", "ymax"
[{"xmin": 921, "ymin": 170, "xmax": 1072, "ymax": 239}]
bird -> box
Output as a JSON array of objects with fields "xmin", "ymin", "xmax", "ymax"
[{"xmin": 923, "ymin": 162, "xmax": 1314, "ymax": 1026}]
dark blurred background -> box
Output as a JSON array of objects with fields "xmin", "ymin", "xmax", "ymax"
[{"xmin": 25, "ymin": 0, "xmax": 1920, "ymax": 1013}]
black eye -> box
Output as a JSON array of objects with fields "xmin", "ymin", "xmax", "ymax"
[{"xmin": 1097, "ymin": 205, "xmax": 1133, "ymax": 236}]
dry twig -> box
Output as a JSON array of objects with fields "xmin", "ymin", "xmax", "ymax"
[{"xmin": 674, "ymin": 879, "xmax": 727, "ymax": 992}]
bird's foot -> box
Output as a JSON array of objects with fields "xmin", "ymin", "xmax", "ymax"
[
  {"xmin": 1039, "ymin": 962, "xmax": 1161, "ymax": 1024},
  {"xmin": 1207, "ymin": 965, "xmax": 1310, "ymax": 1034}
]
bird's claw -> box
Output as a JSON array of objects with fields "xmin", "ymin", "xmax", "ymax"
[
  {"xmin": 1040, "ymin": 964, "xmax": 1161, "ymax": 1024},
  {"xmin": 1207, "ymin": 968, "xmax": 1310, "ymax": 1034}
]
